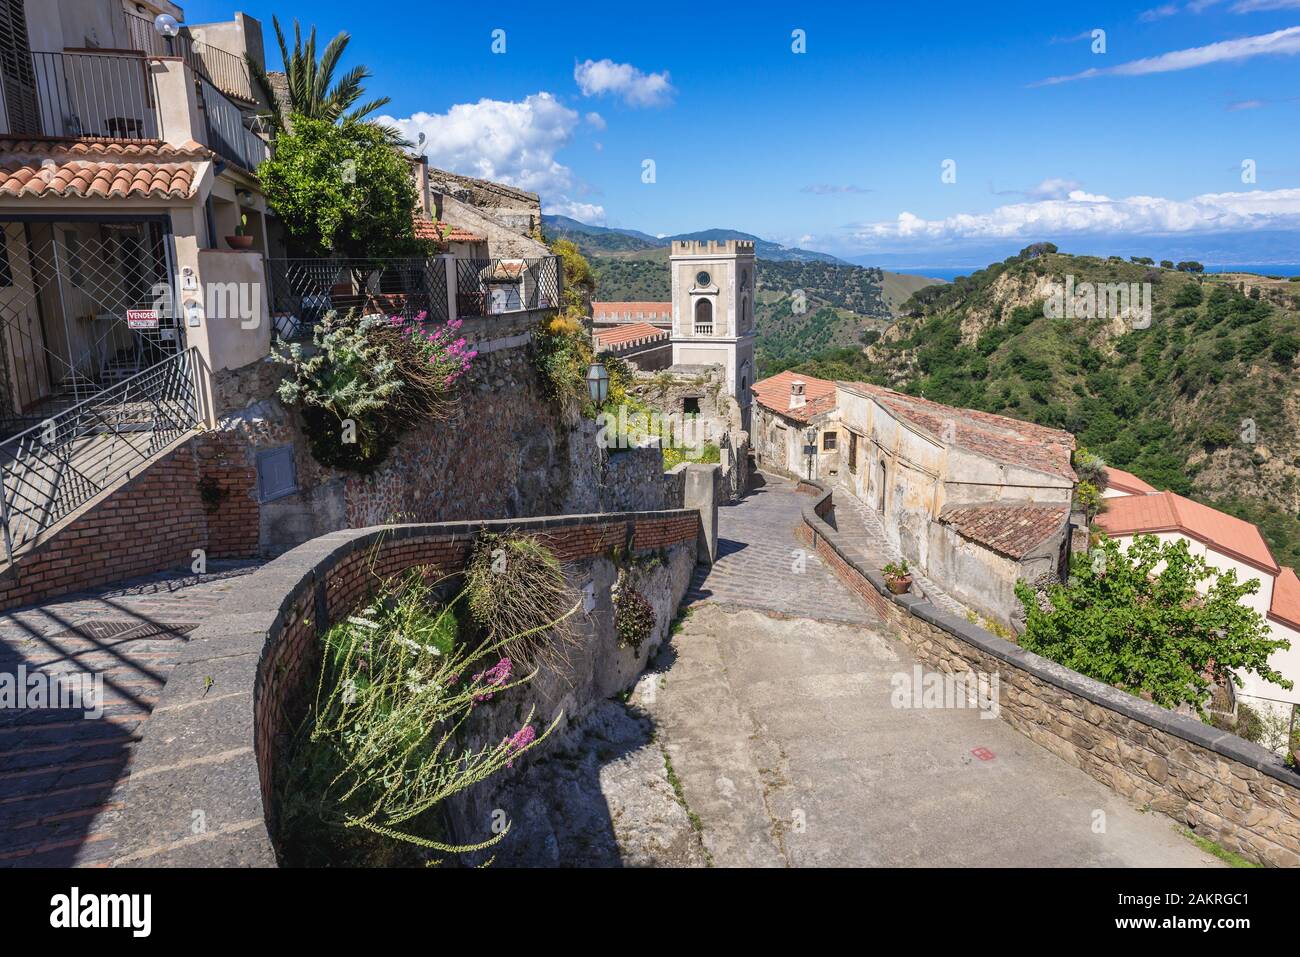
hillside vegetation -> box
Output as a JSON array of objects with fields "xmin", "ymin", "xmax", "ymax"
[{"xmin": 788, "ymin": 247, "xmax": 1300, "ymax": 567}]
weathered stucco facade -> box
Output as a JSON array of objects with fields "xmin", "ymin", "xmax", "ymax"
[{"xmin": 836, "ymin": 381, "xmax": 1076, "ymax": 624}]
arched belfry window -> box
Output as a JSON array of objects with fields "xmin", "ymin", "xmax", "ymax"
[{"xmin": 694, "ymin": 298, "xmax": 713, "ymax": 335}]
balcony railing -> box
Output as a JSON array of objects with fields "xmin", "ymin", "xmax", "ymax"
[
  {"xmin": 197, "ymin": 76, "xmax": 269, "ymax": 171},
  {"xmin": 1, "ymin": 50, "xmax": 160, "ymax": 140},
  {"xmin": 122, "ymin": 10, "xmax": 255, "ymax": 103},
  {"xmin": 265, "ymin": 256, "xmax": 562, "ymax": 339},
  {"xmin": 265, "ymin": 258, "xmax": 451, "ymax": 339},
  {"xmin": 454, "ymin": 258, "xmax": 561, "ymax": 318}
]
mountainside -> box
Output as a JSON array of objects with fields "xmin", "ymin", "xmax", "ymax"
[
  {"xmin": 587, "ymin": 254, "xmax": 926, "ymax": 376},
  {"xmin": 790, "ymin": 247, "xmax": 1300, "ymax": 567},
  {"xmin": 542, "ymin": 214, "xmax": 847, "ymax": 264}
]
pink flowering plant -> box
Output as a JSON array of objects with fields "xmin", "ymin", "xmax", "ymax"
[
  {"xmin": 373, "ymin": 312, "xmax": 478, "ymax": 419},
  {"xmin": 278, "ymin": 564, "xmax": 575, "ymax": 866}
]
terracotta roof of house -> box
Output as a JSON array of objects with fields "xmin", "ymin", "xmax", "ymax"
[
  {"xmin": 1270, "ymin": 567, "xmax": 1300, "ymax": 629},
  {"xmin": 938, "ymin": 502, "xmax": 1069, "ymax": 560},
  {"xmin": 840, "ymin": 382, "xmax": 1076, "ymax": 481},
  {"xmin": 413, "ymin": 215, "xmax": 484, "ymax": 243},
  {"xmin": 752, "ymin": 370, "xmax": 839, "ymax": 423},
  {"xmin": 0, "ymin": 137, "xmax": 213, "ymax": 200},
  {"xmin": 594, "ymin": 322, "xmax": 669, "ymax": 350},
  {"xmin": 593, "ymin": 301, "xmax": 673, "ymax": 320},
  {"xmin": 1095, "ymin": 491, "xmax": 1279, "ymax": 575},
  {"xmin": 1103, "ymin": 465, "xmax": 1158, "ymax": 495}
]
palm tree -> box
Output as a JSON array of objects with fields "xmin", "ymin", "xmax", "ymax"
[{"xmin": 247, "ymin": 17, "xmax": 406, "ymax": 143}]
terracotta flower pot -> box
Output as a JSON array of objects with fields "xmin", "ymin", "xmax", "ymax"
[
  {"xmin": 225, "ymin": 235, "xmax": 254, "ymax": 250},
  {"xmin": 886, "ymin": 575, "xmax": 912, "ymax": 595}
]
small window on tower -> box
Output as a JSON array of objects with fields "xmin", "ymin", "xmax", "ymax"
[{"xmin": 683, "ymin": 397, "xmax": 701, "ymax": 415}]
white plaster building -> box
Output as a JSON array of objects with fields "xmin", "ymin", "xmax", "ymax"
[
  {"xmin": 1097, "ymin": 469, "xmax": 1300, "ymax": 720},
  {"xmin": 669, "ymin": 240, "xmax": 756, "ymax": 427},
  {"xmin": 750, "ymin": 371, "xmax": 841, "ymax": 481}
]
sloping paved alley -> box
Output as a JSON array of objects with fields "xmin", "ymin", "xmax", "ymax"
[
  {"xmin": 647, "ymin": 475, "xmax": 1218, "ymax": 867},
  {"xmin": 0, "ymin": 562, "xmax": 260, "ymax": 867}
]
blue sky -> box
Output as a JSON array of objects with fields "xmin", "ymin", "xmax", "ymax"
[{"xmin": 186, "ymin": 0, "xmax": 1300, "ymax": 265}]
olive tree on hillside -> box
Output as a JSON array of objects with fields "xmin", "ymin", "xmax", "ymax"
[{"xmin": 1015, "ymin": 534, "xmax": 1291, "ymax": 716}]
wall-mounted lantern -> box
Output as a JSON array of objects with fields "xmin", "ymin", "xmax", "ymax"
[{"xmin": 586, "ymin": 361, "xmax": 609, "ymax": 405}]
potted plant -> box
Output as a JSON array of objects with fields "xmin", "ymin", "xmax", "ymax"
[
  {"xmin": 883, "ymin": 559, "xmax": 912, "ymax": 595},
  {"xmin": 226, "ymin": 212, "xmax": 254, "ymax": 250}
]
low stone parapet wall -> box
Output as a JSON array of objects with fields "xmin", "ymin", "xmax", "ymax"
[
  {"xmin": 798, "ymin": 481, "xmax": 1300, "ymax": 867},
  {"xmin": 111, "ymin": 507, "xmax": 702, "ymax": 867}
]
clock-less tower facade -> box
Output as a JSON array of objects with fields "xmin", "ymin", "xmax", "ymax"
[{"xmin": 669, "ymin": 239, "xmax": 756, "ymax": 427}]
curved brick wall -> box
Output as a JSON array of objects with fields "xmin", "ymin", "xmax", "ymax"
[
  {"xmin": 798, "ymin": 481, "xmax": 1300, "ymax": 868},
  {"xmin": 111, "ymin": 508, "xmax": 701, "ymax": 867}
]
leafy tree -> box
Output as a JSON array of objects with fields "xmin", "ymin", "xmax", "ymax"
[
  {"xmin": 1015, "ymin": 535, "xmax": 1291, "ymax": 716},
  {"xmin": 247, "ymin": 16, "xmax": 402, "ymax": 142},
  {"xmin": 551, "ymin": 238, "xmax": 596, "ymax": 320},
  {"xmin": 259, "ymin": 115, "xmax": 426, "ymax": 258},
  {"xmin": 1160, "ymin": 260, "xmax": 1175, "ymax": 269},
  {"xmin": 1176, "ymin": 261, "xmax": 1205, "ymax": 274}
]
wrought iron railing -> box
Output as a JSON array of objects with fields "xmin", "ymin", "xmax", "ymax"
[
  {"xmin": 4, "ymin": 50, "xmax": 161, "ymax": 140},
  {"xmin": 265, "ymin": 258, "xmax": 451, "ymax": 339},
  {"xmin": 454, "ymin": 258, "xmax": 561, "ymax": 318},
  {"xmin": 122, "ymin": 9, "xmax": 255, "ymax": 103},
  {"xmin": 197, "ymin": 77, "xmax": 270, "ymax": 171},
  {"xmin": 0, "ymin": 350, "xmax": 202, "ymax": 564}
]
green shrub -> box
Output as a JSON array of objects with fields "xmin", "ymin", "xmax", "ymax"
[{"xmin": 613, "ymin": 571, "xmax": 656, "ymax": 652}]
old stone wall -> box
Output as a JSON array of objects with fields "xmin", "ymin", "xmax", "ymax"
[
  {"xmin": 797, "ymin": 483, "xmax": 1300, "ymax": 867},
  {"xmin": 110, "ymin": 508, "xmax": 704, "ymax": 867},
  {"xmin": 208, "ymin": 342, "xmax": 668, "ymax": 556}
]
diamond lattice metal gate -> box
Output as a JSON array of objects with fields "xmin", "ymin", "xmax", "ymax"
[{"xmin": 0, "ymin": 218, "xmax": 183, "ymax": 439}]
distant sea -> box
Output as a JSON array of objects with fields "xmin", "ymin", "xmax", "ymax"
[{"xmin": 897, "ymin": 263, "xmax": 1300, "ymax": 281}]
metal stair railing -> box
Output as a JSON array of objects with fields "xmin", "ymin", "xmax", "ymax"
[{"xmin": 0, "ymin": 349, "xmax": 203, "ymax": 566}]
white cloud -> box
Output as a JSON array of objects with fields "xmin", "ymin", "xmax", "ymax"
[
  {"xmin": 380, "ymin": 93, "xmax": 580, "ymax": 195},
  {"xmin": 850, "ymin": 188, "xmax": 1300, "ymax": 245},
  {"xmin": 1232, "ymin": 0, "xmax": 1300, "ymax": 10},
  {"xmin": 1034, "ymin": 26, "xmax": 1300, "ymax": 85},
  {"xmin": 574, "ymin": 59, "xmax": 675, "ymax": 107},
  {"xmin": 1139, "ymin": 4, "xmax": 1181, "ymax": 21},
  {"xmin": 585, "ymin": 111, "xmax": 607, "ymax": 130},
  {"xmin": 543, "ymin": 198, "xmax": 606, "ymax": 223},
  {"xmin": 801, "ymin": 183, "xmax": 872, "ymax": 194},
  {"xmin": 1228, "ymin": 98, "xmax": 1267, "ymax": 109}
]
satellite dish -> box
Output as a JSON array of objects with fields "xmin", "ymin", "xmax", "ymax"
[{"xmin": 154, "ymin": 14, "xmax": 180, "ymax": 37}]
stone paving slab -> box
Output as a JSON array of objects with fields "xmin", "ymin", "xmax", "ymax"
[
  {"xmin": 0, "ymin": 561, "xmax": 260, "ymax": 867},
  {"xmin": 655, "ymin": 481, "xmax": 1219, "ymax": 868}
]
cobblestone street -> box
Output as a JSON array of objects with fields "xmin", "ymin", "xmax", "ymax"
[{"xmin": 0, "ymin": 562, "xmax": 260, "ymax": 867}]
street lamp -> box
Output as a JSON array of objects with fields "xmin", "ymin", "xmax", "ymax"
[
  {"xmin": 804, "ymin": 427, "xmax": 818, "ymax": 481},
  {"xmin": 586, "ymin": 361, "xmax": 609, "ymax": 405},
  {"xmin": 154, "ymin": 13, "xmax": 179, "ymax": 56}
]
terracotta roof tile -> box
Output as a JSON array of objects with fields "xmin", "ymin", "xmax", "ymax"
[
  {"xmin": 1103, "ymin": 466, "xmax": 1158, "ymax": 495},
  {"xmin": 413, "ymin": 215, "xmax": 484, "ymax": 243},
  {"xmin": 1270, "ymin": 567, "xmax": 1300, "ymax": 629},
  {"xmin": 593, "ymin": 301, "xmax": 672, "ymax": 323},
  {"xmin": 841, "ymin": 382, "xmax": 1076, "ymax": 480},
  {"xmin": 752, "ymin": 370, "xmax": 838, "ymax": 423},
  {"xmin": 1096, "ymin": 491, "xmax": 1279, "ymax": 574},
  {"xmin": 0, "ymin": 137, "xmax": 209, "ymax": 200},
  {"xmin": 938, "ymin": 502, "xmax": 1069, "ymax": 560},
  {"xmin": 594, "ymin": 322, "xmax": 669, "ymax": 350}
]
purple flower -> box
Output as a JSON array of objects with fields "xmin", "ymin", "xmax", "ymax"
[
  {"xmin": 471, "ymin": 657, "xmax": 512, "ymax": 703},
  {"xmin": 504, "ymin": 724, "xmax": 536, "ymax": 767}
]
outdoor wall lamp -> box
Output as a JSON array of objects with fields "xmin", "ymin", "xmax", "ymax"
[
  {"xmin": 154, "ymin": 14, "xmax": 179, "ymax": 37},
  {"xmin": 586, "ymin": 361, "xmax": 609, "ymax": 405}
]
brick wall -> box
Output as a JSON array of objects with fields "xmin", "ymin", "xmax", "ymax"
[
  {"xmin": 110, "ymin": 507, "xmax": 701, "ymax": 866},
  {"xmin": 799, "ymin": 482, "xmax": 1300, "ymax": 867},
  {"xmin": 0, "ymin": 433, "xmax": 261, "ymax": 612}
]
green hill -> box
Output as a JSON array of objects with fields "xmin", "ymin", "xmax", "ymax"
[{"xmin": 787, "ymin": 246, "xmax": 1300, "ymax": 567}]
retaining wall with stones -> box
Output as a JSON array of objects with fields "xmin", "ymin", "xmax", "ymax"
[
  {"xmin": 798, "ymin": 481, "xmax": 1300, "ymax": 868},
  {"xmin": 111, "ymin": 507, "xmax": 702, "ymax": 867}
]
